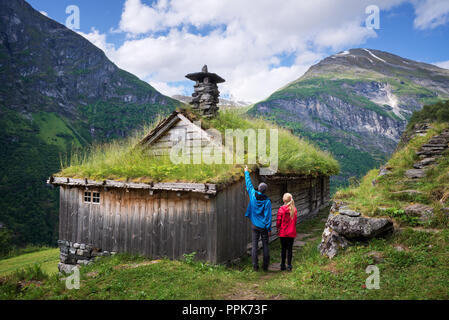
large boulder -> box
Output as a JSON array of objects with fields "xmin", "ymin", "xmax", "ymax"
[
  {"xmin": 319, "ymin": 203, "xmax": 394, "ymax": 259},
  {"xmin": 327, "ymin": 214, "xmax": 394, "ymax": 240},
  {"xmin": 319, "ymin": 226, "xmax": 349, "ymax": 259}
]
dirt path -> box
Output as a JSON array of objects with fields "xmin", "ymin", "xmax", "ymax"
[{"xmin": 223, "ymin": 221, "xmax": 325, "ymax": 300}]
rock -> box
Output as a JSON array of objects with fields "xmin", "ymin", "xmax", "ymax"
[
  {"xmin": 77, "ymin": 260, "xmax": 92, "ymax": 266},
  {"xmin": 80, "ymin": 244, "xmax": 86, "ymax": 250},
  {"xmin": 391, "ymin": 190, "xmax": 424, "ymax": 196},
  {"xmin": 327, "ymin": 214, "xmax": 394, "ymax": 240},
  {"xmin": 405, "ymin": 169, "xmax": 427, "ymax": 179},
  {"xmin": 60, "ymin": 246, "xmax": 68, "ymax": 255},
  {"xmin": 366, "ymin": 251, "xmax": 384, "ymax": 264},
  {"xmin": 73, "ymin": 243, "xmax": 80, "ymax": 249},
  {"xmin": 60, "ymin": 253, "xmax": 69, "ymax": 263},
  {"xmin": 378, "ymin": 166, "xmax": 391, "ymax": 177},
  {"xmin": 58, "ymin": 263, "xmax": 76, "ymax": 274},
  {"xmin": 393, "ymin": 244, "xmax": 409, "ymax": 252},
  {"xmin": 319, "ymin": 227, "xmax": 349, "ymax": 259},
  {"xmin": 413, "ymin": 157, "xmax": 436, "ymax": 169},
  {"xmin": 319, "ymin": 210, "xmax": 394, "ymax": 259},
  {"xmin": 330, "ymin": 200, "xmax": 347, "ymax": 213},
  {"xmin": 404, "ymin": 204, "xmax": 434, "ymax": 222},
  {"xmin": 339, "ymin": 209, "xmax": 361, "ymax": 217}
]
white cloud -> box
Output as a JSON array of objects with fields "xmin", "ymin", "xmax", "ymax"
[
  {"xmin": 434, "ymin": 60, "xmax": 449, "ymax": 69},
  {"xmin": 149, "ymin": 81, "xmax": 186, "ymax": 97},
  {"xmin": 413, "ymin": 0, "xmax": 449, "ymax": 29},
  {"xmin": 78, "ymin": 28, "xmax": 115, "ymax": 54},
  {"xmin": 78, "ymin": 0, "xmax": 449, "ymax": 101},
  {"xmin": 314, "ymin": 22, "xmax": 377, "ymax": 51}
]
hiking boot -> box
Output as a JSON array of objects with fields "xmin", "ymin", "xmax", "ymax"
[
  {"xmin": 287, "ymin": 265, "xmax": 292, "ymax": 272},
  {"xmin": 253, "ymin": 265, "xmax": 259, "ymax": 272},
  {"xmin": 280, "ymin": 264, "xmax": 286, "ymax": 271}
]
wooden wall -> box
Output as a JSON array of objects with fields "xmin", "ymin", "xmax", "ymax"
[
  {"xmin": 214, "ymin": 178, "xmax": 252, "ymax": 263},
  {"xmin": 59, "ymin": 187, "xmax": 217, "ymax": 262},
  {"xmin": 58, "ymin": 175, "xmax": 330, "ymax": 264}
]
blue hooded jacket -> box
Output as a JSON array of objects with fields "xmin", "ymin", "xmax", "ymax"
[{"xmin": 244, "ymin": 171, "xmax": 272, "ymax": 231}]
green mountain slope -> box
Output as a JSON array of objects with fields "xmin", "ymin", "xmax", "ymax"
[
  {"xmin": 250, "ymin": 48, "xmax": 449, "ymax": 192},
  {"xmin": 0, "ymin": 0, "xmax": 180, "ymax": 251}
]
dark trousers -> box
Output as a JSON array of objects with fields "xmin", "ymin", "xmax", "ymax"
[
  {"xmin": 251, "ymin": 226, "xmax": 270, "ymax": 270},
  {"xmin": 280, "ymin": 237, "xmax": 294, "ymax": 266}
]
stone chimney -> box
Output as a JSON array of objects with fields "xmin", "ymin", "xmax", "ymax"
[{"xmin": 185, "ymin": 65, "xmax": 225, "ymax": 118}]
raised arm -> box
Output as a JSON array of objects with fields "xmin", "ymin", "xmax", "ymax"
[{"xmin": 244, "ymin": 167, "xmax": 256, "ymax": 201}]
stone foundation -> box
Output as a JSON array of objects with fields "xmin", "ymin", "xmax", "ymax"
[{"xmin": 57, "ymin": 240, "xmax": 116, "ymax": 273}]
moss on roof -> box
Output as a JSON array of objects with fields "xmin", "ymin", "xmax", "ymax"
[{"xmin": 57, "ymin": 109, "xmax": 339, "ymax": 184}]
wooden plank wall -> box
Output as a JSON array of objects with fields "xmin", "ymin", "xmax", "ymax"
[
  {"xmin": 59, "ymin": 187, "xmax": 217, "ymax": 262},
  {"xmin": 214, "ymin": 178, "xmax": 252, "ymax": 263},
  {"xmin": 58, "ymin": 175, "xmax": 331, "ymax": 264}
]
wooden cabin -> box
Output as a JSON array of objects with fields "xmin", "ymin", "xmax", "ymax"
[{"xmin": 50, "ymin": 110, "xmax": 331, "ymax": 269}]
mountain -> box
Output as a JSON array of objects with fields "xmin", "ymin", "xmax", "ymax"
[
  {"xmin": 172, "ymin": 94, "xmax": 252, "ymax": 108},
  {"xmin": 0, "ymin": 0, "xmax": 179, "ymax": 250},
  {"xmin": 250, "ymin": 48, "xmax": 449, "ymax": 191}
]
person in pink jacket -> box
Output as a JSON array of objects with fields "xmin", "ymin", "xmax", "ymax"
[{"xmin": 276, "ymin": 193, "xmax": 297, "ymax": 271}]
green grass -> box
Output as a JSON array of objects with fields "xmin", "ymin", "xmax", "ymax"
[
  {"xmin": 406, "ymin": 100, "xmax": 449, "ymax": 132},
  {"xmin": 32, "ymin": 112, "xmax": 83, "ymax": 150},
  {"xmin": 1, "ymin": 210, "xmax": 448, "ymax": 300},
  {"xmin": 57, "ymin": 109, "xmax": 339, "ymax": 184},
  {"xmin": 0, "ymin": 248, "xmax": 59, "ymax": 278}
]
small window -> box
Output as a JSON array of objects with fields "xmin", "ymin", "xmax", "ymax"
[
  {"xmin": 92, "ymin": 192, "xmax": 100, "ymax": 204},
  {"xmin": 84, "ymin": 191, "xmax": 100, "ymax": 204}
]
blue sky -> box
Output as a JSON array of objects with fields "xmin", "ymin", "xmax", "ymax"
[{"xmin": 28, "ymin": 0, "xmax": 449, "ymax": 102}]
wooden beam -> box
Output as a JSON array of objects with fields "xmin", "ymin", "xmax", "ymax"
[{"xmin": 48, "ymin": 177, "xmax": 219, "ymax": 195}]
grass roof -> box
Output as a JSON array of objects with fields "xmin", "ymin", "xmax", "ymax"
[{"xmin": 57, "ymin": 109, "xmax": 339, "ymax": 184}]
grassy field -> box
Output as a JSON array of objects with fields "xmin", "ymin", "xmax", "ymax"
[
  {"xmin": 0, "ymin": 248, "xmax": 59, "ymax": 277},
  {"xmin": 1, "ymin": 209, "xmax": 448, "ymax": 300}
]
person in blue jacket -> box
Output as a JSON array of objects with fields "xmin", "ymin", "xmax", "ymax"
[{"xmin": 244, "ymin": 166, "xmax": 272, "ymax": 271}]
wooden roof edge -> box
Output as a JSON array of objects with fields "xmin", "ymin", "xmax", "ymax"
[
  {"xmin": 138, "ymin": 109, "xmax": 202, "ymax": 147},
  {"xmin": 262, "ymin": 174, "xmax": 326, "ymax": 180},
  {"xmin": 138, "ymin": 110, "xmax": 180, "ymax": 146},
  {"xmin": 47, "ymin": 176, "xmax": 218, "ymax": 194}
]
